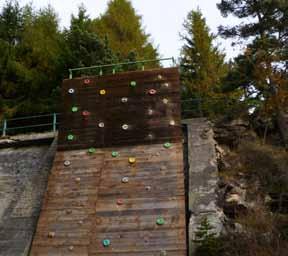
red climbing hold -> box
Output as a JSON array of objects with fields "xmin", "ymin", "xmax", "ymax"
[
  {"xmin": 149, "ymin": 89, "xmax": 157, "ymax": 95},
  {"xmin": 116, "ymin": 199, "xmax": 124, "ymax": 205},
  {"xmin": 82, "ymin": 110, "xmax": 91, "ymax": 117},
  {"xmin": 84, "ymin": 79, "xmax": 91, "ymax": 85}
]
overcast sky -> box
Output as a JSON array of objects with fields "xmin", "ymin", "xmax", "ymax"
[{"xmin": 1, "ymin": 0, "xmax": 242, "ymax": 60}]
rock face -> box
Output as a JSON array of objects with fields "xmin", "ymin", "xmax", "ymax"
[
  {"xmin": 0, "ymin": 139, "xmax": 56, "ymax": 256},
  {"xmin": 213, "ymin": 118, "xmax": 256, "ymax": 148},
  {"xmin": 184, "ymin": 118, "xmax": 224, "ymax": 255}
]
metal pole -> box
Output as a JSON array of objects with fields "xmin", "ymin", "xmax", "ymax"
[
  {"xmin": 2, "ymin": 119, "xmax": 7, "ymax": 137},
  {"xmin": 53, "ymin": 113, "xmax": 57, "ymax": 133}
]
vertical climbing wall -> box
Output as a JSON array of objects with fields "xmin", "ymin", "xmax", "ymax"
[{"xmin": 30, "ymin": 68, "xmax": 187, "ymax": 255}]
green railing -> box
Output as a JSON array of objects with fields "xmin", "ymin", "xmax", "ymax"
[
  {"xmin": 0, "ymin": 98, "xmax": 247, "ymax": 137},
  {"xmin": 0, "ymin": 113, "xmax": 60, "ymax": 137},
  {"xmin": 69, "ymin": 57, "xmax": 176, "ymax": 78}
]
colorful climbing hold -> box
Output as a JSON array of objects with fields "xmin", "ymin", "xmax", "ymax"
[
  {"xmin": 156, "ymin": 217, "xmax": 165, "ymax": 226},
  {"xmin": 75, "ymin": 177, "xmax": 81, "ymax": 183},
  {"xmin": 100, "ymin": 89, "xmax": 106, "ymax": 95},
  {"xmin": 84, "ymin": 79, "xmax": 91, "ymax": 85},
  {"xmin": 69, "ymin": 246, "xmax": 74, "ymax": 251},
  {"xmin": 122, "ymin": 177, "xmax": 129, "ymax": 183},
  {"xmin": 98, "ymin": 122, "xmax": 105, "ymax": 128},
  {"xmin": 102, "ymin": 239, "xmax": 111, "ymax": 247},
  {"xmin": 64, "ymin": 160, "xmax": 71, "ymax": 167},
  {"xmin": 164, "ymin": 142, "xmax": 172, "ymax": 149},
  {"xmin": 169, "ymin": 120, "xmax": 176, "ymax": 126},
  {"xmin": 111, "ymin": 151, "xmax": 119, "ymax": 157},
  {"xmin": 48, "ymin": 232, "xmax": 55, "ymax": 238},
  {"xmin": 163, "ymin": 98, "xmax": 169, "ymax": 104},
  {"xmin": 149, "ymin": 89, "xmax": 157, "ymax": 95},
  {"xmin": 88, "ymin": 148, "xmax": 96, "ymax": 154},
  {"xmin": 116, "ymin": 199, "xmax": 124, "ymax": 205},
  {"xmin": 163, "ymin": 82, "xmax": 169, "ymax": 87},
  {"xmin": 71, "ymin": 106, "xmax": 78, "ymax": 113},
  {"xmin": 122, "ymin": 124, "xmax": 129, "ymax": 130},
  {"xmin": 157, "ymin": 74, "xmax": 163, "ymax": 80},
  {"xmin": 121, "ymin": 97, "xmax": 128, "ymax": 103},
  {"xmin": 128, "ymin": 157, "xmax": 136, "ymax": 164},
  {"xmin": 67, "ymin": 134, "xmax": 74, "ymax": 141},
  {"xmin": 82, "ymin": 110, "xmax": 90, "ymax": 117},
  {"xmin": 68, "ymin": 88, "xmax": 75, "ymax": 94},
  {"xmin": 145, "ymin": 186, "xmax": 152, "ymax": 191},
  {"xmin": 148, "ymin": 109, "xmax": 154, "ymax": 115},
  {"xmin": 130, "ymin": 81, "xmax": 137, "ymax": 87}
]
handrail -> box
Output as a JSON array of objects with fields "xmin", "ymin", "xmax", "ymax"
[
  {"xmin": 0, "ymin": 97, "xmax": 244, "ymax": 136},
  {"xmin": 68, "ymin": 57, "xmax": 176, "ymax": 78}
]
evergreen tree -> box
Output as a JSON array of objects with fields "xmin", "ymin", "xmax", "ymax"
[
  {"xmin": 217, "ymin": 0, "xmax": 288, "ymax": 117},
  {"xmin": 180, "ymin": 9, "xmax": 229, "ymax": 117},
  {"xmin": 92, "ymin": 0, "xmax": 158, "ymax": 62},
  {"xmin": 65, "ymin": 5, "xmax": 117, "ymax": 74},
  {"xmin": 194, "ymin": 217, "xmax": 223, "ymax": 256}
]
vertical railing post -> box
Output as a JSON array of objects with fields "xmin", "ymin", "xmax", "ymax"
[
  {"xmin": 2, "ymin": 119, "xmax": 7, "ymax": 137},
  {"xmin": 53, "ymin": 113, "xmax": 57, "ymax": 133}
]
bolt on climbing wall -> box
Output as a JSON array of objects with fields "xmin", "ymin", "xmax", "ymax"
[{"xmin": 30, "ymin": 67, "xmax": 187, "ymax": 255}]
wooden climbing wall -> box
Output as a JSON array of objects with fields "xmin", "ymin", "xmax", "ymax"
[
  {"xmin": 30, "ymin": 68, "xmax": 187, "ymax": 255},
  {"xmin": 58, "ymin": 68, "xmax": 182, "ymax": 150}
]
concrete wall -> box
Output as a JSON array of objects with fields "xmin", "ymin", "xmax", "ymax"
[
  {"xmin": 0, "ymin": 139, "xmax": 56, "ymax": 255},
  {"xmin": 184, "ymin": 118, "xmax": 223, "ymax": 255}
]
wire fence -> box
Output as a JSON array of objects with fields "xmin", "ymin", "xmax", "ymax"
[{"xmin": 0, "ymin": 98, "xmax": 247, "ymax": 136}]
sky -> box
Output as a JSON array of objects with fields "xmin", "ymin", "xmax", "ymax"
[{"xmin": 1, "ymin": 0, "xmax": 242, "ymax": 60}]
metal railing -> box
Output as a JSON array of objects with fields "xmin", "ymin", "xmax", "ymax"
[
  {"xmin": 0, "ymin": 113, "xmax": 60, "ymax": 137},
  {"xmin": 69, "ymin": 57, "xmax": 176, "ymax": 78},
  {"xmin": 0, "ymin": 98, "xmax": 246, "ymax": 136}
]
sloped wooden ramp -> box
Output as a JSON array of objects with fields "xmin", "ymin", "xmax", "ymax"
[{"xmin": 30, "ymin": 68, "xmax": 187, "ymax": 255}]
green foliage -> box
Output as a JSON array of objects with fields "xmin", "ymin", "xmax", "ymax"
[
  {"xmin": 92, "ymin": 0, "xmax": 158, "ymax": 62},
  {"xmin": 65, "ymin": 5, "xmax": 117, "ymax": 72},
  {"xmin": 179, "ymin": 9, "xmax": 242, "ymax": 119},
  {"xmin": 217, "ymin": 0, "xmax": 288, "ymax": 118},
  {"xmin": 194, "ymin": 217, "xmax": 223, "ymax": 256}
]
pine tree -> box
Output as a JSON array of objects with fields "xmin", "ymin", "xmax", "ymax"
[
  {"xmin": 180, "ymin": 9, "xmax": 228, "ymax": 117},
  {"xmin": 217, "ymin": 0, "xmax": 288, "ymax": 117},
  {"xmin": 92, "ymin": 0, "xmax": 158, "ymax": 62},
  {"xmin": 65, "ymin": 5, "xmax": 117, "ymax": 73},
  {"xmin": 194, "ymin": 217, "xmax": 223, "ymax": 256}
]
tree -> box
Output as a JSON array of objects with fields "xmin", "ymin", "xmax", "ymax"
[
  {"xmin": 217, "ymin": 0, "xmax": 288, "ymax": 118},
  {"xmin": 92, "ymin": 0, "xmax": 158, "ymax": 62},
  {"xmin": 180, "ymin": 9, "xmax": 230, "ymax": 117},
  {"xmin": 65, "ymin": 5, "xmax": 117, "ymax": 75},
  {"xmin": 0, "ymin": 2, "xmax": 67, "ymax": 117},
  {"xmin": 194, "ymin": 217, "xmax": 223, "ymax": 256}
]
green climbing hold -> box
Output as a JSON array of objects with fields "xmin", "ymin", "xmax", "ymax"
[
  {"xmin": 111, "ymin": 151, "xmax": 119, "ymax": 157},
  {"xmin": 67, "ymin": 134, "xmax": 74, "ymax": 141},
  {"xmin": 71, "ymin": 106, "xmax": 78, "ymax": 113},
  {"xmin": 102, "ymin": 239, "xmax": 111, "ymax": 247},
  {"xmin": 130, "ymin": 81, "xmax": 137, "ymax": 88},
  {"xmin": 156, "ymin": 217, "xmax": 165, "ymax": 226},
  {"xmin": 88, "ymin": 148, "xmax": 96, "ymax": 154},
  {"xmin": 164, "ymin": 142, "xmax": 172, "ymax": 149}
]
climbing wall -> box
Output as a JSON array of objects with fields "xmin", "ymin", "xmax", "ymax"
[{"xmin": 30, "ymin": 68, "xmax": 187, "ymax": 255}]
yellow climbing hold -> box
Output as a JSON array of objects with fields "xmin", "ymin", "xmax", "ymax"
[
  {"xmin": 100, "ymin": 89, "xmax": 106, "ymax": 95},
  {"xmin": 128, "ymin": 157, "xmax": 136, "ymax": 164}
]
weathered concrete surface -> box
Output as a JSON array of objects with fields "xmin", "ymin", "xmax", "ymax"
[
  {"xmin": 0, "ymin": 132, "xmax": 56, "ymax": 149},
  {"xmin": 183, "ymin": 118, "xmax": 223, "ymax": 255},
  {"xmin": 0, "ymin": 138, "xmax": 56, "ymax": 255}
]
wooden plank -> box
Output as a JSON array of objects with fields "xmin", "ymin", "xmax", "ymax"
[
  {"xmin": 30, "ymin": 68, "xmax": 186, "ymax": 255},
  {"xmin": 58, "ymin": 67, "xmax": 182, "ymax": 150}
]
